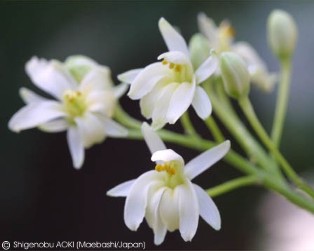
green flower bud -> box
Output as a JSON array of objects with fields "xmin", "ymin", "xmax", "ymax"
[
  {"xmin": 220, "ymin": 52, "xmax": 250, "ymax": 99},
  {"xmin": 189, "ymin": 33, "xmax": 211, "ymax": 69},
  {"xmin": 267, "ymin": 9, "xmax": 297, "ymax": 61}
]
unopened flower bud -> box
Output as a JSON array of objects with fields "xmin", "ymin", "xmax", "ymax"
[
  {"xmin": 267, "ymin": 9, "xmax": 297, "ymax": 61},
  {"xmin": 220, "ymin": 52, "xmax": 250, "ymax": 99},
  {"xmin": 189, "ymin": 33, "xmax": 211, "ymax": 69}
]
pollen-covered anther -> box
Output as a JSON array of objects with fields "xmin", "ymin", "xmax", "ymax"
[
  {"xmin": 174, "ymin": 65, "xmax": 181, "ymax": 72},
  {"xmin": 161, "ymin": 59, "xmax": 182, "ymax": 72},
  {"xmin": 65, "ymin": 90, "xmax": 82, "ymax": 101},
  {"xmin": 162, "ymin": 59, "xmax": 168, "ymax": 65},
  {"xmin": 155, "ymin": 163, "xmax": 176, "ymax": 175},
  {"xmin": 220, "ymin": 21, "xmax": 235, "ymax": 39}
]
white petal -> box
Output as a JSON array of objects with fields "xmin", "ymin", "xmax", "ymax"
[
  {"xmin": 158, "ymin": 51, "xmax": 190, "ymax": 65},
  {"xmin": 106, "ymin": 179, "xmax": 136, "ymax": 197},
  {"xmin": 151, "ymin": 82, "xmax": 178, "ymax": 129},
  {"xmin": 233, "ymin": 43, "xmax": 278, "ymax": 92},
  {"xmin": 178, "ymin": 181, "xmax": 199, "ymax": 241},
  {"xmin": 159, "ymin": 188, "xmax": 180, "ymax": 231},
  {"xmin": 185, "ymin": 140, "xmax": 230, "ymax": 180},
  {"xmin": 128, "ymin": 63, "xmax": 168, "ymax": 99},
  {"xmin": 192, "ymin": 86, "xmax": 212, "ymax": 119},
  {"xmin": 232, "ymin": 42, "xmax": 266, "ymax": 70},
  {"xmin": 39, "ymin": 119, "xmax": 68, "ymax": 133},
  {"xmin": 146, "ymin": 186, "xmax": 165, "ymax": 228},
  {"xmin": 195, "ymin": 55, "xmax": 218, "ymax": 84},
  {"xmin": 80, "ymin": 68, "xmax": 113, "ymax": 91},
  {"xmin": 124, "ymin": 171, "xmax": 160, "ymax": 231},
  {"xmin": 139, "ymin": 82, "xmax": 177, "ymax": 123},
  {"xmin": 67, "ymin": 127, "xmax": 84, "ymax": 169},
  {"xmin": 113, "ymin": 82, "xmax": 128, "ymax": 99},
  {"xmin": 193, "ymin": 184, "xmax": 221, "ymax": 230},
  {"xmin": 151, "ymin": 149, "xmax": 184, "ymax": 166},
  {"xmin": 26, "ymin": 57, "xmax": 76, "ymax": 99},
  {"xmin": 19, "ymin": 87, "xmax": 48, "ymax": 104},
  {"xmin": 145, "ymin": 187, "xmax": 167, "ymax": 245},
  {"xmin": 166, "ymin": 82, "xmax": 195, "ymax": 124},
  {"xmin": 103, "ymin": 117, "xmax": 128, "ymax": 137},
  {"xmin": 158, "ymin": 18, "xmax": 189, "ymax": 57},
  {"xmin": 141, "ymin": 123, "xmax": 166, "ymax": 154},
  {"xmin": 118, "ymin": 69, "xmax": 143, "ymax": 83},
  {"xmin": 153, "ymin": 215, "xmax": 167, "ymax": 245},
  {"xmin": 75, "ymin": 113, "xmax": 106, "ymax": 148},
  {"xmin": 251, "ymin": 70, "xmax": 277, "ymax": 92},
  {"xmin": 86, "ymin": 90, "xmax": 116, "ymax": 116},
  {"xmin": 139, "ymin": 86, "xmax": 162, "ymax": 119},
  {"xmin": 8, "ymin": 101, "xmax": 65, "ymax": 132},
  {"xmin": 197, "ymin": 13, "xmax": 218, "ymax": 43}
]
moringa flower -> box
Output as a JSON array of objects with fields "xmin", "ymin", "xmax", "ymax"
[
  {"xmin": 9, "ymin": 55, "xmax": 128, "ymax": 169},
  {"xmin": 197, "ymin": 13, "xmax": 277, "ymax": 92},
  {"xmin": 118, "ymin": 18, "xmax": 218, "ymax": 129},
  {"xmin": 107, "ymin": 123, "xmax": 230, "ymax": 245}
]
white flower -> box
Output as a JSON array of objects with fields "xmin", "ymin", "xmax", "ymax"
[
  {"xmin": 8, "ymin": 55, "xmax": 128, "ymax": 169},
  {"xmin": 107, "ymin": 123, "xmax": 230, "ymax": 245},
  {"xmin": 198, "ymin": 13, "xmax": 277, "ymax": 92},
  {"xmin": 118, "ymin": 18, "xmax": 218, "ymax": 129}
]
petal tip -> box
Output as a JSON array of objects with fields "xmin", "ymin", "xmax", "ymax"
[
  {"xmin": 224, "ymin": 140, "xmax": 231, "ymax": 150},
  {"xmin": 73, "ymin": 162, "xmax": 83, "ymax": 170},
  {"xmin": 126, "ymin": 221, "xmax": 140, "ymax": 232},
  {"xmin": 158, "ymin": 17, "xmax": 167, "ymax": 27}
]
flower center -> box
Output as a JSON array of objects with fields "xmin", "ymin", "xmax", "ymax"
[
  {"xmin": 63, "ymin": 90, "xmax": 87, "ymax": 119},
  {"xmin": 155, "ymin": 163, "xmax": 176, "ymax": 176},
  {"xmin": 161, "ymin": 59, "xmax": 192, "ymax": 83},
  {"xmin": 155, "ymin": 161, "xmax": 185, "ymax": 188}
]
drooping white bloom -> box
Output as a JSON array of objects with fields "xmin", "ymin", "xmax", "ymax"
[
  {"xmin": 118, "ymin": 18, "xmax": 218, "ymax": 129},
  {"xmin": 198, "ymin": 13, "xmax": 277, "ymax": 92},
  {"xmin": 107, "ymin": 123, "xmax": 230, "ymax": 245},
  {"xmin": 9, "ymin": 55, "xmax": 128, "ymax": 169}
]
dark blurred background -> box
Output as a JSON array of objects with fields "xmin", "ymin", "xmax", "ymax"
[{"xmin": 1, "ymin": 1, "xmax": 314, "ymax": 250}]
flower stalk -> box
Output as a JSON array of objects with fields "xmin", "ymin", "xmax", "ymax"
[
  {"xmin": 271, "ymin": 59, "xmax": 292, "ymax": 147},
  {"xmin": 239, "ymin": 96, "xmax": 314, "ymax": 199}
]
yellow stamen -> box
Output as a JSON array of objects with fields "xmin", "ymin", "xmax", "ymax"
[
  {"xmin": 162, "ymin": 59, "xmax": 168, "ymax": 65},
  {"xmin": 220, "ymin": 21, "xmax": 235, "ymax": 39},
  {"xmin": 169, "ymin": 63, "xmax": 175, "ymax": 69},
  {"xmin": 175, "ymin": 65, "xmax": 182, "ymax": 72},
  {"xmin": 155, "ymin": 163, "xmax": 176, "ymax": 176}
]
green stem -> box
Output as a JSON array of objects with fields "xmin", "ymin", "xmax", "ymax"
[
  {"xmin": 204, "ymin": 116, "xmax": 225, "ymax": 142},
  {"xmin": 180, "ymin": 112, "xmax": 199, "ymax": 137},
  {"xmin": 239, "ymin": 97, "xmax": 314, "ymax": 199},
  {"xmin": 205, "ymin": 81, "xmax": 279, "ymax": 174},
  {"xmin": 263, "ymin": 176, "xmax": 314, "ymax": 213},
  {"xmin": 271, "ymin": 59, "xmax": 292, "ymax": 147},
  {"xmin": 207, "ymin": 176, "xmax": 260, "ymax": 198},
  {"xmin": 114, "ymin": 104, "xmax": 141, "ymax": 129}
]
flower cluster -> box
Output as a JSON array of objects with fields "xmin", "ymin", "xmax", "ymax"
[{"xmin": 7, "ymin": 9, "xmax": 308, "ymax": 248}]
